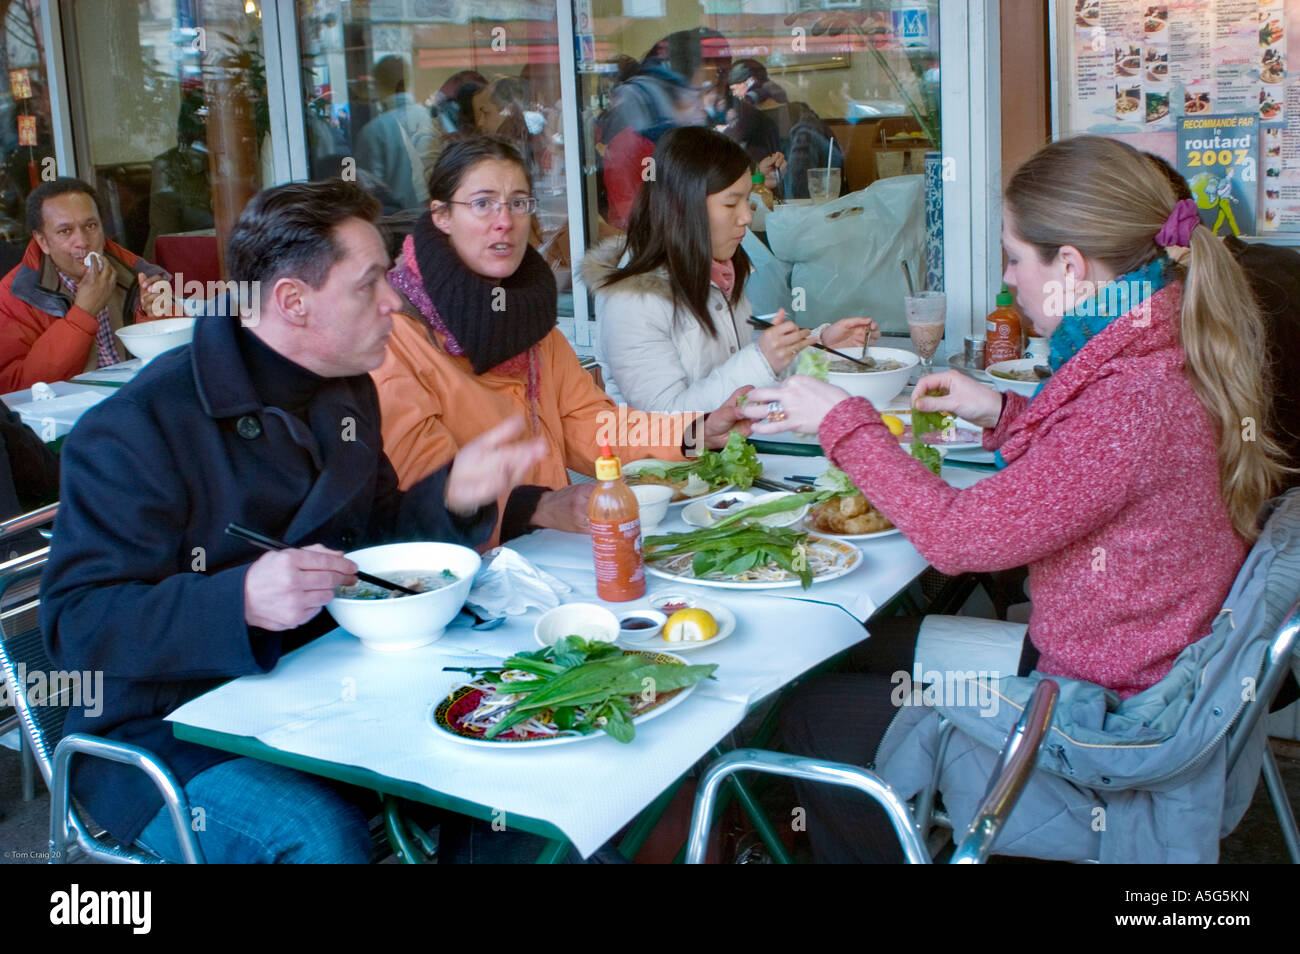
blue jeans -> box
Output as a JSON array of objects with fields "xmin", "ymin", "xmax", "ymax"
[{"xmin": 135, "ymin": 757, "xmax": 371, "ymax": 864}]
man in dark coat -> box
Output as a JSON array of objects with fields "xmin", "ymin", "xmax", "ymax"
[{"xmin": 39, "ymin": 180, "xmax": 545, "ymax": 863}]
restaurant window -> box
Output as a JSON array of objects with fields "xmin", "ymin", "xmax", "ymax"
[
  {"xmin": 294, "ymin": 0, "xmax": 574, "ymax": 319},
  {"xmin": 0, "ymin": 0, "xmax": 55, "ymax": 245},
  {"xmin": 60, "ymin": 0, "xmax": 271, "ymax": 273},
  {"xmin": 569, "ymin": 0, "xmax": 943, "ymax": 335}
]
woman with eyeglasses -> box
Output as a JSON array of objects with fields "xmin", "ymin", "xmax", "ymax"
[
  {"xmin": 581, "ymin": 125, "xmax": 877, "ymax": 413},
  {"xmin": 372, "ymin": 134, "xmax": 751, "ymax": 545}
]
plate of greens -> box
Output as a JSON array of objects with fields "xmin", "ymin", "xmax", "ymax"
[
  {"xmin": 643, "ymin": 512, "xmax": 862, "ymax": 590},
  {"xmin": 432, "ymin": 638, "xmax": 715, "ymax": 747},
  {"xmin": 622, "ymin": 432, "xmax": 762, "ymax": 506}
]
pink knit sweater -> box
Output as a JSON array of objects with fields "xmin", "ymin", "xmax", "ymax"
[{"xmin": 819, "ymin": 283, "xmax": 1248, "ymax": 696}]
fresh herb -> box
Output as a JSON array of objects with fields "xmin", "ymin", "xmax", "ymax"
[
  {"xmin": 794, "ymin": 348, "xmax": 830, "ymax": 381},
  {"xmin": 444, "ymin": 636, "xmax": 716, "ymax": 743},
  {"xmin": 631, "ymin": 432, "xmax": 762, "ymax": 490},
  {"xmin": 908, "ymin": 388, "xmax": 948, "ymax": 477},
  {"xmin": 645, "ymin": 522, "xmax": 815, "ymax": 589},
  {"xmin": 812, "ymin": 466, "xmax": 858, "ymax": 499}
]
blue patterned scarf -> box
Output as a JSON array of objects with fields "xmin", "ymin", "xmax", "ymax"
[{"xmin": 993, "ymin": 257, "xmax": 1169, "ymax": 469}]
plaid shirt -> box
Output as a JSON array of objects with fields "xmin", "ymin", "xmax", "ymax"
[{"xmin": 57, "ymin": 267, "xmax": 121, "ymax": 368}]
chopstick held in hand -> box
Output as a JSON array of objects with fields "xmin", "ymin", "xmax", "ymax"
[{"xmin": 224, "ymin": 523, "xmax": 420, "ymax": 596}]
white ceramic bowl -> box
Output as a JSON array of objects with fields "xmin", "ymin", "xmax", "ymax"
[
  {"xmin": 825, "ymin": 346, "xmax": 919, "ymax": 407},
  {"xmin": 327, "ymin": 542, "xmax": 481, "ymax": 651},
  {"xmin": 617, "ymin": 609, "xmax": 667, "ymax": 640},
  {"xmin": 985, "ymin": 358, "xmax": 1044, "ymax": 398},
  {"xmin": 707, "ymin": 491, "xmax": 755, "ymax": 521},
  {"xmin": 534, "ymin": 602, "xmax": 620, "ymax": 647},
  {"xmin": 116, "ymin": 317, "xmax": 196, "ymax": 362},
  {"xmin": 630, "ymin": 484, "xmax": 673, "ymax": 531}
]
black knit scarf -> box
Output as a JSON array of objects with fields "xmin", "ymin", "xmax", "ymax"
[{"xmin": 410, "ymin": 214, "xmax": 557, "ymax": 375}]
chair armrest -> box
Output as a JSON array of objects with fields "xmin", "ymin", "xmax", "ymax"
[
  {"xmin": 50, "ymin": 732, "xmax": 205, "ymax": 864},
  {"xmin": 685, "ymin": 748, "xmax": 930, "ymax": 864},
  {"xmin": 950, "ymin": 678, "xmax": 1059, "ymax": 864}
]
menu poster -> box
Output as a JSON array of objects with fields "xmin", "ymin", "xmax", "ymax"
[
  {"xmin": 1177, "ymin": 114, "xmax": 1259, "ymax": 234},
  {"xmin": 1062, "ymin": 0, "xmax": 1300, "ymax": 236},
  {"xmin": 7, "ymin": 69, "xmax": 30, "ymax": 100},
  {"xmin": 1260, "ymin": 0, "xmax": 1300, "ymax": 230},
  {"xmin": 17, "ymin": 115, "xmax": 35, "ymax": 147}
]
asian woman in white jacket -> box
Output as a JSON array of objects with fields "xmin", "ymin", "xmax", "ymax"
[{"xmin": 580, "ymin": 126, "xmax": 876, "ymax": 413}]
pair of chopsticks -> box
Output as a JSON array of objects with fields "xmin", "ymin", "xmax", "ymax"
[
  {"xmin": 225, "ymin": 523, "xmax": 419, "ymax": 596},
  {"xmin": 747, "ymin": 316, "xmax": 875, "ymax": 369}
]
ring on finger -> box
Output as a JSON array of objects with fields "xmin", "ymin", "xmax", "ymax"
[{"xmin": 766, "ymin": 401, "xmax": 788, "ymax": 423}]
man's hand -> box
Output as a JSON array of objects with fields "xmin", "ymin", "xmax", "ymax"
[
  {"xmin": 445, "ymin": 415, "xmax": 547, "ymax": 515},
  {"xmin": 138, "ymin": 271, "xmax": 176, "ymax": 317},
  {"xmin": 244, "ymin": 543, "xmax": 357, "ymax": 631},
  {"xmin": 699, "ymin": 386, "xmax": 755, "ymax": 449},
  {"xmin": 73, "ymin": 254, "xmax": 115, "ymax": 316},
  {"xmin": 532, "ymin": 483, "xmax": 594, "ymax": 534}
]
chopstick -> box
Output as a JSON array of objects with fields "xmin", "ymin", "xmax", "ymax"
[
  {"xmin": 224, "ymin": 523, "xmax": 421, "ymax": 596},
  {"xmin": 747, "ymin": 316, "xmax": 875, "ymax": 369}
]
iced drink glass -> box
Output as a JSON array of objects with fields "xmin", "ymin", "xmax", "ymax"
[
  {"xmin": 807, "ymin": 168, "xmax": 841, "ymax": 204},
  {"xmin": 906, "ymin": 291, "xmax": 946, "ymax": 376}
]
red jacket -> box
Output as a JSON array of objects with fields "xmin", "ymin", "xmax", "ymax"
[
  {"xmin": 820, "ymin": 283, "xmax": 1248, "ymax": 697},
  {"xmin": 0, "ymin": 238, "xmax": 166, "ymax": 391}
]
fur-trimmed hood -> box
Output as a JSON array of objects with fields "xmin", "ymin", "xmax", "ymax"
[{"xmin": 577, "ymin": 237, "xmax": 674, "ymax": 301}]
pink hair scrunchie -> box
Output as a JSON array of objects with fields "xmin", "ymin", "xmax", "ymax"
[{"xmin": 1155, "ymin": 198, "xmax": 1200, "ymax": 248}]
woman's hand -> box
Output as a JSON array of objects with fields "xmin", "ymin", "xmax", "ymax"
[
  {"xmin": 739, "ymin": 376, "xmax": 850, "ymax": 435},
  {"xmin": 445, "ymin": 416, "xmax": 547, "ymax": 514},
  {"xmin": 698, "ymin": 386, "xmax": 755, "ymax": 449},
  {"xmin": 532, "ymin": 483, "xmax": 594, "ymax": 534},
  {"xmin": 821, "ymin": 317, "xmax": 880, "ymax": 352},
  {"xmin": 910, "ymin": 371, "xmax": 1003, "ymax": 430},
  {"xmin": 757, "ymin": 309, "xmax": 812, "ymax": 373}
]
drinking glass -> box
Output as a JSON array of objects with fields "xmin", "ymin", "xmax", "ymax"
[
  {"xmin": 905, "ymin": 291, "xmax": 947, "ymax": 377},
  {"xmin": 807, "ymin": 168, "xmax": 841, "ymax": 204}
]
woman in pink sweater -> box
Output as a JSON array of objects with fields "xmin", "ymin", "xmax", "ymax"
[{"xmin": 740, "ymin": 136, "xmax": 1288, "ymax": 862}]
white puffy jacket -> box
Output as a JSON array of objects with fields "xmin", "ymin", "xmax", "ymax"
[{"xmin": 579, "ymin": 239, "xmax": 779, "ymax": 413}]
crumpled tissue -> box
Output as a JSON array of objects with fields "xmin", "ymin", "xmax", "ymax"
[{"xmin": 465, "ymin": 547, "xmax": 572, "ymax": 617}]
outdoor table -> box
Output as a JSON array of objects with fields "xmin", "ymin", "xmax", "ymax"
[{"xmin": 168, "ymin": 454, "xmax": 993, "ymax": 860}]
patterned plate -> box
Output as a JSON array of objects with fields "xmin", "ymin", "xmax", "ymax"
[{"xmin": 430, "ymin": 649, "xmax": 699, "ymax": 748}]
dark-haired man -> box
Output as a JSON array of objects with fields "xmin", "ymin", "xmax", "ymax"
[
  {"xmin": 40, "ymin": 179, "xmax": 545, "ymax": 863},
  {"xmin": 0, "ymin": 177, "xmax": 176, "ymax": 390}
]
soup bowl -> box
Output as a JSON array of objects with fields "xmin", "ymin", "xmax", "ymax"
[
  {"xmin": 825, "ymin": 346, "xmax": 919, "ymax": 407},
  {"xmin": 327, "ymin": 541, "xmax": 482, "ymax": 651}
]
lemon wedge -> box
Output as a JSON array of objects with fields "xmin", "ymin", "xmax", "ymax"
[
  {"xmin": 663, "ymin": 608, "xmax": 718, "ymax": 642},
  {"xmin": 880, "ymin": 414, "xmax": 905, "ymax": 437}
]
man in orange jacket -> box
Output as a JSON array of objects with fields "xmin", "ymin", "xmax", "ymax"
[{"xmin": 0, "ymin": 177, "xmax": 176, "ymax": 391}]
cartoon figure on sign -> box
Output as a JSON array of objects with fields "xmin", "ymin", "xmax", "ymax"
[{"xmin": 1189, "ymin": 170, "xmax": 1241, "ymax": 236}]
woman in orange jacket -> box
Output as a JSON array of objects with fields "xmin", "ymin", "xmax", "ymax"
[{"xmin": 372, "ymin": 134, "xmax": 750, "ymax": 546}]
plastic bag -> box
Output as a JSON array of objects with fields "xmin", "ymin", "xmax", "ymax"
[{"xmin": 765, "ymin": 175, "xmax": 926, "ymax": 335}]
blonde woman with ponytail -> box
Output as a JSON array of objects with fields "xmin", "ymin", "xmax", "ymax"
[{"xmin": 730, "ymin": 135, "xmax": 1290, "ymax": 862}]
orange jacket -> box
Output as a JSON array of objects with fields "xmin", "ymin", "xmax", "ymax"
[
  {"xmin": 373, "ymin": 312, "xmax": 697, "ymax": 547},
  {"xmin": 0, "ymin": 238, "xmax": 167, "ymax": 391}
]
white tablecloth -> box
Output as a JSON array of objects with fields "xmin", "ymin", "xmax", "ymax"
[{"xmin": 168, "ymin": 453, "xmax": 993, "ymax": 857}]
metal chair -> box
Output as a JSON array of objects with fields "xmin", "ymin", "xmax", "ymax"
[
  {"xmin": 685, "ymin": 679, "xmax": 1060, "ymax": 863},
  {"xmin": 0, "ymin": 550, "xmax": 204, "ymax": 863},
  {"xmin": 0, "ymin": 503, "xmax": 59, "ymax": 802},
  {"xmin": 1226, "ymin": 594, "xmax": 1300, "ymax": 862}
]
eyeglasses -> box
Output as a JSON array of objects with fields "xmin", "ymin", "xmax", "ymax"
[{"xmin": 447, "ymin": 196, "xmax": 538, "ymax": 218}]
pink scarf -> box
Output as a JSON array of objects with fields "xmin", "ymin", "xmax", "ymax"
[{"xmin": 709, "ymin": 259, "xmax": 735, "ymax": 297}]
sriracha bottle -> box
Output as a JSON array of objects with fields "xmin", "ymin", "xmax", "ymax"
[
  {"xmin": 588, "ymin": 444, "xmax": 646, "ymax": 601},
  {"xmin": 985, "ymin": 283, "xmax": 1024, "ymax": 366}
]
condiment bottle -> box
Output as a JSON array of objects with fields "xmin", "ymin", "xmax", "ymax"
[
  {"xmin": 985, "ymin": 283, "xmax": 1023, "ymax": 366},
  {"xmin": 588, "ymin": 444, "xmax": 646, "ymax": 602},
  {"xmin": 751, "ymin": 171, "xmax": 775, "ymax": 211}
]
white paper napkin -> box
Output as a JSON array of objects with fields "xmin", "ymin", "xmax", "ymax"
[{"xmin": 465, "ymin": 546, "xmax": 573, "ymax": 617}]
